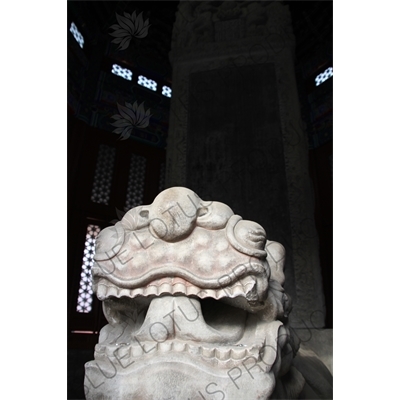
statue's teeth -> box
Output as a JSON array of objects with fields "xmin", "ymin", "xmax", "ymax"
[
  {"xmin": 173, "ymin": 341, "xmax": 187, "ymax": 352},
  {"xmin": 187, "ymin": 286, "xmax": 199, "ymax": 296},
  {"xmin": 201, "ymin": 347, "xmax": 215, "ymax": 358},
  {"xmin": 108, "ymin": 285, "xmax": 118, "ymax": 297},
  {"xmin": 144, "ymin": 342, "xmax": 158, "ymax": 353},
  {"xmin": 232, "ymin": 284, "xmax": 248, "ymax": 297},
  {"xmin": 187, "ymin": 344, "xmax": 200, "ymax": 356},
  {"xmin": 158, "ymin": 282, "xmax": 173, "ymax": 295},
  {"xmin": 119, "ymin": 288, "xmax": 131, "ymax": 297},
  {"xmin": 231, "ymin": 347, "xmax": 246, "ymax": 360},
  {"xmin": 97, "ymin": 284, "xmax": 107, "ymax": 300},
  {"xmin": 159, "ymin": 341, "xmax": 172, "ymax": 352},
  {"xmin": 96, "ymin": 278, "xmax": 258, "ymax": 304},
  {"xmin": 215, "ymin": 348, "xmax": 231, "ymax": 361},
  {"xmin": 248, "ymin": 344, "xmax": 262, "ymax": 355},
  {"xmin": 216, "ymin": 288, "xmax": 229, "ymax": 299},
  {"xmin": 219, "ymin": 286, "xmax": 232, "ymax": 296},
  {"xmin": 95, "ymin": 342, "xmax": 262, "ymax": 367},
  {"xmin": 146, "ymin": 285, "xmax": 158, "ymax": 296},
  {"xmin": 172, "ymin": 283, "xmax": 187, "ymax": 295}
]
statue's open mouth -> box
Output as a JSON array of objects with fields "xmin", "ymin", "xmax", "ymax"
[
  {"xmin": 92, "ymin": 282, "xmax": 284, "ymax": 369},
  {"xmin": 85, "ymin": 188, "xmax": 296, "ymax": 399}
]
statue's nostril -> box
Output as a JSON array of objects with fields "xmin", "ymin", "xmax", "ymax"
[
  {"xmin": 226, "ymin": 216, "xmax": 267, "ymax": 258},
  {"xmin": 235, "ymin": 220, "xmax": 267, "ymax": 250}
]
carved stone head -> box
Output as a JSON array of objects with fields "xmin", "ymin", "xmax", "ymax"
[{"xmin": 84, "ymin": 187, "xmax": 303, "ymax": 399}]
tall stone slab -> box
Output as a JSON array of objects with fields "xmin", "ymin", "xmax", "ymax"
[{"xmin": 166, "ymin": 1, "xmax": 325, "ymax": 328}]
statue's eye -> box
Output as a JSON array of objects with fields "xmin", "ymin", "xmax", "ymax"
[{"xmin": 139, "ymin": 209, "xmax": 149, "ymax": 218}]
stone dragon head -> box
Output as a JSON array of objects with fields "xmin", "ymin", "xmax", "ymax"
[{"xmin": 84, "ymin": 187, "xmax": 307, "ymax": 399}]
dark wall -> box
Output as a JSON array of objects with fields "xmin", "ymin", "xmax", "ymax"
[
  {"xmin": 68, "ymin": 350, "xmax": 94, "ymax": 400},
  {"xmin": 309, "ymin": 140, "xmax": 333, "ymax": 328}
]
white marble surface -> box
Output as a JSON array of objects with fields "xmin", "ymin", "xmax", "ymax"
[{"xmin": 85, "ymin": 187, "xmax": 319, "ymax": 399}]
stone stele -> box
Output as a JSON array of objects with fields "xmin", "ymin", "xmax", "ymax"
[{"xmin": 84, "ymin": 187, "xmax": 332, "ymax": 399}]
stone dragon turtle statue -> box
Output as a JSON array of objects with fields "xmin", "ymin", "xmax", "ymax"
[{"xmin": 84, "ymin": 187, "xmax": 332, "ymax": 399}]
